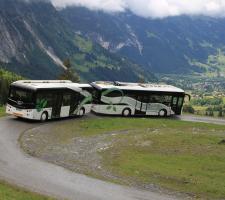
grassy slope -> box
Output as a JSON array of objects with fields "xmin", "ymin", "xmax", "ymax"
[
  {"xmin": 0, "ymin": 106, "xmax": 6, "ymax": 117},
  {"xmin": 86, "ymin": 118, "xmax": 225, "ymax": 199},
  {"xmin": 101, "ymin": 121, "xmax": 225, "ymax": 199},
  {"xmin": 21, "ymin": 118, "xmax": 225, "ymax": 199},
  {"xmin": 0, "ymin": 180, "xmax": 53, "ymax": 200}
]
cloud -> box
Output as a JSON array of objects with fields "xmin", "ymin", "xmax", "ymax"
[
  {"xmin": 51, "ymin": 0, "xmax": 126, "ymax": 12},
  {"xmin": 51, "ymin": 0, "xmax": 225, "ymax": 18}
]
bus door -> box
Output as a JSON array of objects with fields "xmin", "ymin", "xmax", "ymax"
[
  {"xmin": 135, "ymin": 95, "xmax": 148, "ymax": 115},
  {"xmin": 172, "ymin": 96, "xmax": 185, "ymax": 115},
  {"xmin": 69, "ymin": 92, "xmax": 80, "ymax": 116},
  {"xmin": 171, "ymin": 96, "xmax": 178, "ymax": 114},
  {"xmin": 60, "ymin": 93, "xmax": 71, "ymax": 118},
  {"xmin": 177, "ymin": 96, "xmax": 184, "ymax": 115},
  {"xmin": 52, "ymin": 92, "xmax": 62, "ymax": 118},
  {"xmin": 141, "ymin": 95, "xmax": 148, "ymax": 113}
]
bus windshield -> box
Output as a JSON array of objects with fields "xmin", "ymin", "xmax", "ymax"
[{"xmin": 9, "ymin": 87, "xmax": 34, "ymax": 104}]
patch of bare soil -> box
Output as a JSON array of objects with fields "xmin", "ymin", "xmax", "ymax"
[{"xmin": 20, "ymin": 125, "xmax": 134, "ymax": 183}]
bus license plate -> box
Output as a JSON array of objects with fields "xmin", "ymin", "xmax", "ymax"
[{"xmin": 13, "ymin": 113, "xmax": 23, "ymax": 117}]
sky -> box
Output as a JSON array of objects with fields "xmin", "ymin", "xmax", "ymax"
[{"xmin": 50, "ymin": 0, "xmax": 225, "ymax": 18}]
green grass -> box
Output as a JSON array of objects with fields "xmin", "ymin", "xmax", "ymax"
[
  {"xmin": 74, "ymin": 35, "xmax": 93, "ymax": 53},
  {"xmin": 38, "ymin": 118, "xmax": 225, "ymax": 198},
  {"xmin": 0, "ymin": 180, "xmax": 53, "ymax": 200},
  {"xmin": 0, "ymin": 106, "xmax": 6, "ymax": 117},
  {"xmin": 97, "ymin": 119, "xmax": 225, "ymax": 199},
  {"xmin": 193, "ymin": 105, "xmax": 208, "ymax": 111},
  {"xmin": 102, "ymin": 129, "xmax": 225, "ymax": 198}
]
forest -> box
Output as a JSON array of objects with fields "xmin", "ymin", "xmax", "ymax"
[{"xmin": 0, "ymin": 69, "xmax": 23, "ymax": 105}]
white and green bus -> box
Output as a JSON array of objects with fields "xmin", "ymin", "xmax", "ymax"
[
  {"xmin": 6, "ymin": 80, "xmax": 92, "ymax": 121},
  {"xmin": 91, "ymin": 81, "xmax": 189, "ymax": 117}
]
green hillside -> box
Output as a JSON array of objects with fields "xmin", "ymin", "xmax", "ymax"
[{"xmin": 61, "ymin": 8, "xmax": 225, "ymax": 78}]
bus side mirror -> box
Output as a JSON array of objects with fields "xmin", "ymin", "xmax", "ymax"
[{"xmin": 185, "ymin": 94, "xmax": 191, "ymax": 102}]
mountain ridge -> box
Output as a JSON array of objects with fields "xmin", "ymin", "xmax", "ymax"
[
  {"xmin": 61, "ymin": 7, "xmax": 225, "ymax": 76},
  {"xmin": 0, "ymin": 0, "xmax": 155, "ymax": 82}
]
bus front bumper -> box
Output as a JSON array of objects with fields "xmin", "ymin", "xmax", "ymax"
[{"xmin": 6, "ymin": 104, "xmax": 34, "ymax": 119}]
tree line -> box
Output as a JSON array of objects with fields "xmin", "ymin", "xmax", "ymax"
[
  {"xmin": 0, "ymin": 69, "xmax": 23, "ymax": 105},
  {"xmin": 183, "ymin": 97, "xmax": 225, "ymax": 117}
]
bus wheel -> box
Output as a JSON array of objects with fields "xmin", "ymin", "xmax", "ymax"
[
  {"xmin": 79, "ymin": 108, "xmax": 85, "ymax": 116},
  {"xmin": 122, "ymin": 108, "xmax": 131, "ymax": 117},
  {"xmin": 40, "ymin": 112, "xmax": 48, "ymax": 122},
  {"xmin": 158, "ymin": 109, "xmax": 167, "ymax": 117}
]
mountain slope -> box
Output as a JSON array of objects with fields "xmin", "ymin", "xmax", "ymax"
[
  {"xmin": 61, "ymin": 7, "xmax": 225, "ymax": 76},
  {"xmin": 0, "ymin": 0, "xmax": 66, "ymax": 79},
  {"xmin": 0, "ymin": 0, "xmax": 155, "ymax": 81}
]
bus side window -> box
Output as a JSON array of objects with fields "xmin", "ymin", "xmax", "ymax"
[
  {"xmin": 162, "ymin": 96, "xmax": 172, "ymax": 106},
  {"xmin": 142, "ymin": 95, "xmax": 149, "ymax": 103},
  {"xmin": 36, "ymin": 93, "xmax": 43, "ymax": 104},
  {"xmin": 149, "ymin": 95, "xmax": 158, "ymax": 103},
  {"xmin": 36, "ymin": 91, "xmax": 53, "ymax": 108},
  {"xmin": 62, "ymin": 94, "xmax": 71, "ymax": 106},
  {"xmin": 137, "ymin": 96, "xmax": 141, "ymax": 102},
  {"xmin": 105, "ymin": 90, "xmax": 122, "ymax": 97},
  {"xmin": 92, "ymin": 89, "xmax": 100, "ymax": 104},
  {"xmin": 127, "ymin": 93, "xmax": 136, "ymax": 100},
  {"xmin": 172, "ymin": 97, "xmax": 178, "ymax": 105}
]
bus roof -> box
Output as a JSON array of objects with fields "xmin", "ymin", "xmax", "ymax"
[
  {"xmin": 91, "ymin": 81, "xmax": 185, "ymax": 93},
  {"xmin": 11, "ymin": 80, "xmax": 91, "ymax": 91}
]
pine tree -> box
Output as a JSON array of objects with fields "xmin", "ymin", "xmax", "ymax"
[
  {"xmin": 0, "ymin": 69, "xmax": 23, "ymax": 105},
  {"xmin": 138, "ymin": 76, "xmax": 145, "ymax": 83},
  {"xmin": 58, "ymin": 59, "xmax": 80, "ymax": 82}
]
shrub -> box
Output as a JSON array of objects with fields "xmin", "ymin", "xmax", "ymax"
[{"xmin": 183, "ymin": 105, "xmax": 195, "ymax": 114}]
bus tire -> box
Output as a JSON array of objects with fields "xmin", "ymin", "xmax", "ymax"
[
  {"xmin": 122, "ymin": 108, "xmax": 131, "ymax": 117},
  {"xmin": 40, "ymin": 112, "xmax": 48, "ymax": 122},
  {"xmin": 158, "ymin": 109, "xmax": 167, "ymax": 117},
  {"xmin": 79, "ymin": 108, "xmax": 85, "ymax": 116}
]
